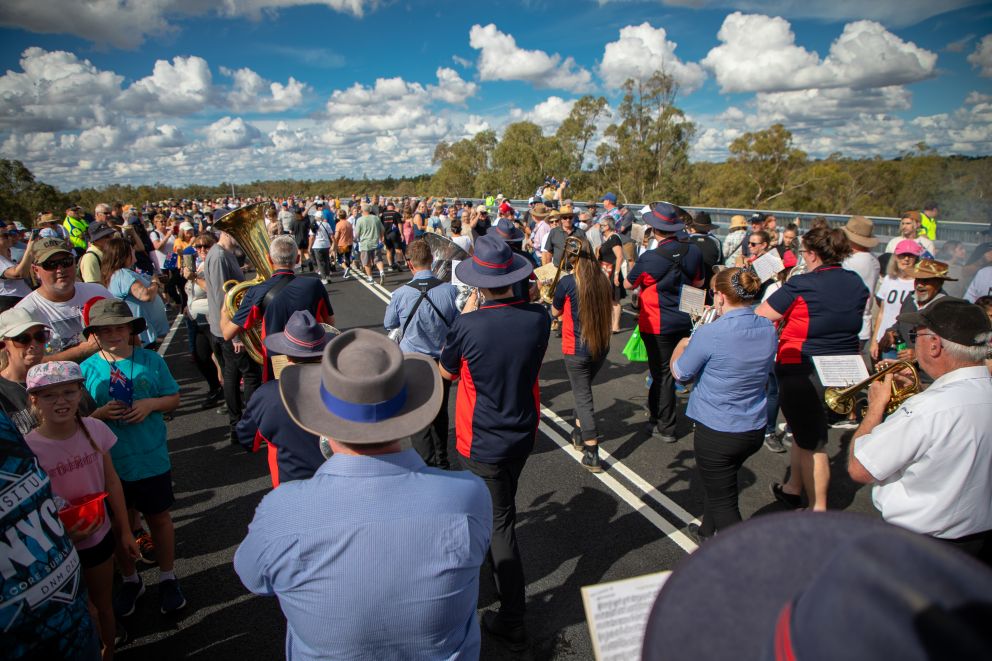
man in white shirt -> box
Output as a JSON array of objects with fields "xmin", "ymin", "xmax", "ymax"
[
  {"xmin": 849, "ymin": 298, "xmax": 992, "ymax": 562},
  {"xmin": 841, "ymin": 216, "xmax": 881, "ymax": 347},
  {"xmin": 964, "ymin": 264, "xmax": 992, "ymax": 302},
  {"xmin": 884, "ymin": 212, "xmax": 935, "ymax": 257},
  {"xmin": 15, "ymin": 238, "xmax": 112, "ymax": 362}
]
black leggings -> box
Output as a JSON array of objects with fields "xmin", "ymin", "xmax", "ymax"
[
  {"xmin": 192, "ymin": 324, "xmax": 221, "ymax": 391},
  {"xmin": 165, "ymin": 269, "xmax": 186, "ymax": 307},
  {"xmin": 642, "ymin": 331, "xmax": 689, "ymax": 436},
  {"xmin": 693, "ymin": 421, "xmax": 764, "ymax": 536}
]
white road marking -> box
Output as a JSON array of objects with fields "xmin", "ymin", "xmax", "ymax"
[
  {"xmin": 350, "ymin": 272, "xmax": 698, "ymax": 551},
  {"xmin": 158, "ymin": 314, "xmax": 184, "ymax": 356}
]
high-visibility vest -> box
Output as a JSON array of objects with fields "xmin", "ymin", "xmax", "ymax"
[
  {"xmin": 485, "ymin": 195, "xmax": 495, "ymax": 209},
  {"xmin": 63, "ymin": 215, "xmax": 89, "ymax": 249},
  {"xmin": 919, "ymin": 211, "xmax": 936, "ymax": 241}
]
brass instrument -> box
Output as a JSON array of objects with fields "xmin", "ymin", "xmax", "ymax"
[
  {"xmin": 214, "ymin": 202, "xmax": 273, "ymax": 364},
  {"xmin": 824, "ymin": 360, "xmax": 920, "ymax": 417},
  {"xmin": 539, "ymin": 236, "xmax": 583, "ymax": 304}
]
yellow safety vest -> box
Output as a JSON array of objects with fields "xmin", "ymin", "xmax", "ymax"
[
  {"xmin": 63, "ymin": 215, "xmax": 89, "ymax": 249},
  {"xmin": 919, "ymin": 212, "xmax": 936, "ymax": 241}
]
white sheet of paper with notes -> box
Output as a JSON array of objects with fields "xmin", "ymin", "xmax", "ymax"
[
  {"xmin": 751, "ymin": 250, "xmax": 785, "ymax": 283},
  {"xmin": 678, "ymin": 285, "xmax": 706, "ymax": 317},
  {"xmin": 812, "ymin": 355, "xmax": 870, "ymax": 387},
  {"xmin": 582, "ymin": 570, "xmax": 671, "ymax": 661}
]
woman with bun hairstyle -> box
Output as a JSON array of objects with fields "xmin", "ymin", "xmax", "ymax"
[
  {"xmin": 756, "ymin": 227, "xmax": 869, "ymax": 512},
  {"xmin": 671, "ymin": 267, "xmax": 777, "ymax": 539}
]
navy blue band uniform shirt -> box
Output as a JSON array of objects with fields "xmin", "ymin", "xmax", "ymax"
[
  {"xmin": 626, "ymin": 238, "xmax": 704, "ymax": 335},
  {"xmin": 766, "ymin": 265, "xmax": 869, "ymax": 364},
  {"xmin": 440, "ymin": 299, "xmax": 550, "ymax": 463},
  {"xmin": 235, "ymin": 380, "xmax": 325, "ymax": 488},
  {"xmin": 552, "ymin": 274, "xmax": 602, "ymax": 358}
]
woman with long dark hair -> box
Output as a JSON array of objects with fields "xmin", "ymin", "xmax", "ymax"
[
  {"xmin": 671, "ymin": 267, "xmax": 777, "ymax": 539},
  {"xmin": 552, "ymin": 238, "xmax": 613, "ymax": 472},
  {"xmin": 756, "ymin": 227, "xmax": 868, "ymax": 511}
]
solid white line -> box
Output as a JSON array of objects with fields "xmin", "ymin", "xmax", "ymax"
[
  {"xmin": 540, "ymin": 407, "xmax": 700, "ymax": 527},
  {"xmin": 539, "ymin": 421, "xmax": 697, "ymax": 554},
  {"xmin": 354, "ymin": 269, "xmax": 699, "ymax": 548},
  {"xmin": 157, "ymin": 314, "xmax": 184, "ymax": 356}
]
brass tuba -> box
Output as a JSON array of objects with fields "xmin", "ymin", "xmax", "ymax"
[
  {"xmin": 539, "ymin": 236, "xmax": 584, "ymax": 304},
  {"xmin": 824, "ymin": 360, "xmax": 920, "ymax": 418},
  {"xmin": 214, "ymin": 203, "xmax": 272, "ymax": 364}
]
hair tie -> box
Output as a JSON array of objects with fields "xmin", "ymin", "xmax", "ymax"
[{"xmin": 731, "ymin": 269, "xmax": 757, "ymax": 300}]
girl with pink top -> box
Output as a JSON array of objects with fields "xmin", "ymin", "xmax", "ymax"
[{"xmin": 24, "ymin": 361, "xmax": 139, "ymax": 660}]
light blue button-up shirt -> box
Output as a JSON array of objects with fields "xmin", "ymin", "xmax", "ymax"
[
  {"xmin": 234, "ymin": 449, "xmax": 492, "ymax": 661},
  {"xmin": 384, "ymin": 269, "xmax": 459, "ymax": 359},
  {"xmin": 672, "ymin": 307, "xmax": 777, "ymax": 432}
]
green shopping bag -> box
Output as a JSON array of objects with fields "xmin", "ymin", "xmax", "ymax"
[{"xmin": 622, "ymin": 326, "xmax": 648, "ymax": 362}]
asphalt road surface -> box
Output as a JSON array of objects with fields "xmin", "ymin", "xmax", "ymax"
[{"xmin": 116, "ymin": 266, "xmax": 878, "ymax": 661}]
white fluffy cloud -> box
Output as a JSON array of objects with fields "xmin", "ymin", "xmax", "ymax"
[
  {"xmin": 221, "ymin": 67, "xmax": 308, "ymax": 112},
  {"xmin": 0, "ymin": 0, "xmax": 377, "ymax": 49},
  {"xmin": 119, "ymin": 56, "xmax": 214, "ymax": 115},
  {"xmin": 599, "ymin": 23, "xmax": 706, "ymax": 93},
  {"xmin": 509, "ymin": 97, "xmax": 577, "ymax": 132},
  {"xmin": 469, "ymin": 23, "xmax": 593, "ymax": 92},
  {"xmin": 702, "ymin": 13, "xmax": 937, "ymax": 93},
  {"xmin": 968, "ymin": 34, "xmax": 992, "ymax": 77},
  {"xmin": 429, "ymin": 67, "xmax": 478, "ymax": 105},
  {"xmin": 205, "ymin": 117, "xmax": 263, "ymax": 149}
]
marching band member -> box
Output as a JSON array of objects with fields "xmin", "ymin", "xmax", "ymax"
[
  {"xmin": 551, "ymin": 238, "xmax": 613, "ymax": 472},
  {"xmin": 671, "ymin": 267, "xmax": 777, "ymax": 539},
  {"xmin": 756, "ymin": 227, "xmax": 868, "ymax": 512}
]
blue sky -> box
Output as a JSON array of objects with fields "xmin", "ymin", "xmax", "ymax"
[{"xmin": 0, "ymin": 0, "xmax": 989, "ymax": 189}]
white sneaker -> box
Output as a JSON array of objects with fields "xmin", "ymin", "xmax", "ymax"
[
  {"xmin": 366, "ymin": 274, "xmax": 374, "ymax": 283},
  {"xmin": 342, "ymin": 270, "xmax": 350, "ymax": 279},
  {"xmin": 378, "ymin": 271, "xmax": 385, "ymax": 285}
]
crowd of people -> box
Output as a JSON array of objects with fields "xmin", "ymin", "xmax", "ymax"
[{"xmin": 3, "ymin": 192, "xmax": 991, "ymax": 659}]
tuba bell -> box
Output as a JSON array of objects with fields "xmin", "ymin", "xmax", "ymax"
[
  {"xmin": 824, "ymin": 360, "xmax": 920, "ymax": 418},
  {"xmin": 214, "ymin": 202, "xmax": 273, "ymax": 364}
]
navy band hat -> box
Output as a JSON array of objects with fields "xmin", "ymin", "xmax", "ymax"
[
  {"xmin": 454, "ymin": 234, "xmax": 534, "ymax": 288},
  {"xmin": 642, "ymin": 202, "xmax": 686, "ymax": 233},
  {"xmin": 263, "ymin": 310, "xmax": 339, "ymax": 359},
  {"xmin": 279, "ymin": 329, "xmax": 442, "ymax": 444},
  {"xmin": 493, "ymin": 217, "xmax": 524, "ymax": 243},
  {"xmin": 642, "ymin": 511, "xmax": 992, "ymax": 661}
]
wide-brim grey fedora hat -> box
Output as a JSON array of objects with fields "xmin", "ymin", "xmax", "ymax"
[{"xmin": 279, "ymin": 328, "xmax": 442, "ymax": 444}]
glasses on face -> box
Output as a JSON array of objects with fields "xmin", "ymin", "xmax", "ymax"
[
  {"xmin": 908, "ymin": 329, "xmax": 936, "ymax": 343},
  {"xmin": 39, "ymin": 257, "xmax": 75, "ymax": 271},
  {"xmin": 194, "ymin": 244, "xmax": 209, "ymax": 250},
  {"xmin": 8, "ymin": 329, "xmax": 50, "ymax": 346},
  {"xmin": 748, "ymin": 241, "xmax": 765, "ymax": 247}
]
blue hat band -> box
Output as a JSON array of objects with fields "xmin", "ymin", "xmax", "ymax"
[{"xmin": 320, "ymin": 383, "xmax": 407, "ymax": 423}]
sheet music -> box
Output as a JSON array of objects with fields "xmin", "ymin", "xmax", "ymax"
[
  {"xmin": 812, "ymin": 355, "xmax": 870, "ymax": 387},
  {"xmin": 582, "ymin": 571, "xmax": 671, "ymax": 661},
  {"xmin": 751, "ymin": 250, "xmax": 785, "ymax": 283},
  {"xmin": 678, "ymin": 285, "xmax": 706, "ymax": 317}
]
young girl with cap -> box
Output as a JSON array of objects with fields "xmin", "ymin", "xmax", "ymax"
[{"xmin": 24, "ymin": 361, "xmax": 139, "ymax": 659}]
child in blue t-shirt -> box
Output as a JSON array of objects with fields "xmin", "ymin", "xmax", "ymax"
[{"xmin": 80, "ymin": 298, "xmax": 184, "ymax": 617}]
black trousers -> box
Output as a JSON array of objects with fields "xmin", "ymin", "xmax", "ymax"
[
  {"xmin": 192, "ymin": 325, "xmax": 221, "ymax": 392},
  {"xmin": 563, "ymin": 353, "xmax": 606, "ymax": 441},
  {"xmin": 459, "ymin": 453, "xmax": 528, "ymax": 626},
  {"xmin": 412, "ymin": 379, "xmax": 451, "ymax": 469},
  {"xmin": 693, "ymin": 421, "xmax": 764, "ymax": 536},
  {"xmin": 642, "ymin": 330, "xmax": 689, "ymax": 436},
  {"xmin": 312, "ymin": 248, "xmax": 333, "ymax": 277},
  {"xmin": 209, "ymin": 333, "xmax": 261, "ymax": 428}
]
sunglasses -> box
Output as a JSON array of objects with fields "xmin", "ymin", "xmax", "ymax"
[
  {"xmin": 39, "ymin": 257, "xmax": 75, "ymax": 271},
  {"xmin": 194, "ymin": 244, "xmax": 210, "ymax": 250},
  {"xmin": 748, "ymin": 241, "xmax": 764, "ymax": 246},
  {"xmin": 7, "ymin": 329, "xmax": 50, "ymax": 346}
]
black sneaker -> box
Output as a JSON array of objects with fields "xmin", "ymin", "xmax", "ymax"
[
  {"xmin": 482, "ymin": 611, "xmax": 529, "ymax": 652},
  {"xmin": 570, "ymin": 427, "xmax": 582, "ymax": 450},
  {"xmin": 159, "ymin": 578, "xmax": 187, "ymax": 615},
  {"xmin": 114, "ymin": 577, "xmax": 145, "ymax": 618},
  {"xmin": 770, "ymin": 482, "xmax": 803, "ymax": 509},
  {"xmin": 763, "ymin": 432, "xmax": 787, "ymax": 454},
  {"xmin": 582, "ymin": 446, "xmax": 603, "ymax": 473},
  {"xmin": 201, "ymin": 388, "xmax": 223, "ymax": 409},
  {"xmin": 686, "ymin": 523, "xmax": 713, "ymax": 545}
]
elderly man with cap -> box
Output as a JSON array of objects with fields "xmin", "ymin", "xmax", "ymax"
[
  {"xmin": 235, "ymin": 329, "xmax": 492, "ymax": 659},
  {"xmin": 15, "ymin": 239, "xmax": 112, "ymax": 363},
  {"xmin": 885, "ymin": 259, "xmax": 954, "ymax": 375},
  {"xmin": 624, "ymin": 203, "xmax": 704, "ymax": 443},
  {"xmin": 849, "ymin": 298, "xmax": 992, "ymax": 563},
  {"xmin": 439, "ymin": 235, "xmax": 550, "ymax": 650},
  {"xmin": 77, "ymin": 221, "xmax": 118, "ymax": 283},
  {"xmin": 541, "ymin": 204, "xmax": 586, "ymax": 268},
  {"xmin": 235, "ymin": 310, "xmax": 336, "ymax": 487}
]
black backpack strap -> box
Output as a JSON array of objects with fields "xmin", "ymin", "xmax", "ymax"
[
  {"xmin": 652, "ymin": 241, "xmax": 693, "ymax": 288},
  {"xmin": 400, "ymin": 277, "xmax": 447, "ymax": 335},
  {"xmin": 260, "ymin": 273, "xmax": 295, "ymax": 317}
]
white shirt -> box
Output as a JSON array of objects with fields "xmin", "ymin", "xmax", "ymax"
[
  {"xmin": 0, "ymin": 254, "xmax": 32, "ymax": 297},
  {"xmin": 149, "ymin": 230, "xmax": 175, "ymax": 272},
  {"xmin": 884, "ymin": 235, "xmax": 935, "ymax": 257},
  {"xmin": 854, "ymin": 366, "xmax": 992, "ymax": 538},
  {"xmin": 15, "ymin": 282, "xmax": 114, "ymax": 354},
  {"xmin": 843, "ymin": 251, "xmax": 881, "ymax": 341},
  {"xmin": 310, "ymin": 220, "xmax": 334, "ymax": 250},
  {"xmin": 874, "ymin": 276, "xmax": 914, "ymax": 342},
  {"xmin": 964, "ymin": 265, "xmax": 992, "ymax": 302}
]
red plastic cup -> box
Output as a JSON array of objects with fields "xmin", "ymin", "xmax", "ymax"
[{"xmin": 57, "ymin": 492, "xmax": 108, "ymax": 531}]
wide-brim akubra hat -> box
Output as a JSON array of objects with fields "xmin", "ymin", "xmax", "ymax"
[
  {"xmin": 842, "ymin": 215, "xmax": 879, "ymax": 248},
  {"xmin": 82, "ymin": 298, "xmax": 147, "ymax": 337},
  {"xmin": 454, "ymin": 234, "xmax": 534, "ymax": 288},
  {"xmin": 279, "ymin": 329, "xmax": 442, "ymax": 444},
  {"xmin": 910, "ymin": 258, "xmax": 957, "ymax": 281}
]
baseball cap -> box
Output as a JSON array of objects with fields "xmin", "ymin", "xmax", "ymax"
[
  {"xmin": 26, "ymin": 361, "xmax": 84, "ymax": 393},
  {"xmin": 32, "ymin": 237, "xmax": 73, "ymax": 263},
  {"xmin": 601, "ymin": 192, "xmax": 617, "ymax": 204},
  {"xmin": 896, "ymin": 297, "xmax": 991, "ymax": 347},
  {"xmin": 0, "ymin": 308, "xmax": 49, "ymax": 339},
  {"xmin": 894, "ymin": 239, "xmax": 924, "ymax": 257}
]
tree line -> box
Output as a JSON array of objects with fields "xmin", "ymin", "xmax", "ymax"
[{"xmin": 1, "ymin": 71, "xmax": 989, "ymax": 223}]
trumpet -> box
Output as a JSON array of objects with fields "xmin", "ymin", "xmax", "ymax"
[
  {"xmin": 539, "ymin": 236, "xmax": 583, "ymax": 304},
  {"xmin": 824, "ymin": 360, "xmax": 920, "ymax": 417},
  {"xmin": 690, "ymin": 307, "xmax": 718, "ymax": 334}
]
